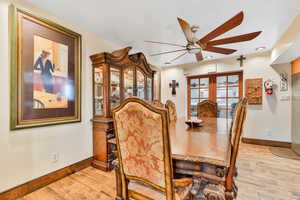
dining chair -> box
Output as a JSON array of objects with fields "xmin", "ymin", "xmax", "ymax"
[
  {"xmin": 152, "ymin": 99, "xmax": 164, "ymax": 108},
  {"xmin": 197, "ymin": 100, "xmax": 217, "ymax": 118},
  {"xmin": 193, "ymin": 98, "xmax": 248, "ymax": 200},
  {"xmin": 165, "ymin": 100, "xmax": 177, "ymax": 122},
  {"xmin": 112, "ymin": 97, "xmax": 193, "ymax": 200},
  {"xmin": 225, "ymin": 97, "xmax": 248, "ymax": 199}
]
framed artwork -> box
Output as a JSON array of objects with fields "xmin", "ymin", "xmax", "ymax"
[
  {"xmin": 245, "ymin": 78, "xmax": 263, "ymax": 105},
  {"xmin": 10, "ymin": 5, "xmax": 82, "ymax": 130}
]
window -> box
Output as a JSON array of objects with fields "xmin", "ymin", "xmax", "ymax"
[
  {"xmin": 189, "ymin": 78, "xmax": 210, "ymax": 117},
  {"xmin": 188, "ymin": 72, "xmax": 243, "ymax": 118}
]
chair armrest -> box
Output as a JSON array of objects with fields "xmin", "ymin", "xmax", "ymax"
[{"xmin": 173, "ymin": 178, "xmax": 193, "ymax": 188}]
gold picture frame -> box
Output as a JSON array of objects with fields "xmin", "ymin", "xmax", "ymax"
[{"xmin": 10, "ymin": 5, "xmax": 82, "ymax": 130}]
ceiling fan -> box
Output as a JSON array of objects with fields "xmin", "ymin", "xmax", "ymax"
[{"xmin": 145, "ymin": 11, "xmax": 262, "ymax": 63}]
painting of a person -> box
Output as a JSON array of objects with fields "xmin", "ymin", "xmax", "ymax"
[{"xmin": 33, "ymin": 50, "xmax": 55, "ymax": 93}]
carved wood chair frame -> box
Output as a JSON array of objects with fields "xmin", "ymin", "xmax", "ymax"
[
  {"xmin": 225, "ymin": 97, "xmax": 248, "ymax": 198},
  {"xmin": 197, "ymin": 100, "xmax": 218, "ymax": 118},
  {"xmin": 165, "ymin": 100, "xmax": 177, "ymax": 122},
  {"xmin": 112, "ymin": 97, "xmax": 175, "ymax": 200},
  {"xmin": 152, "ymin": 99, "xmax": 164, "ymax": 108}
]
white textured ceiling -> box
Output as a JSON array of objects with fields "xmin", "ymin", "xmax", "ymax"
[{"xmin": 23, "ymin": 0, "xmax": 300, "ymax": 67}]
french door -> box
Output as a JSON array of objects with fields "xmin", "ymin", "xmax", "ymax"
[{"xmin": 187, "ymin": 72, "xmax": 243, "ymax": 118}]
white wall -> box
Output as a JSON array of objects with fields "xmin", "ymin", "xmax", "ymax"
[
  {"xmin": 161, "ymin": 51, "xmax": 292, "ymax": 142},
  {"xmin": 0, "ymin": 0, "xmax": 119, "ymax": 193}
]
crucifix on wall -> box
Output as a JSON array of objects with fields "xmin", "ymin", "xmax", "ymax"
[
  {"xmin": 237, "ymin": 55, "xmax": 246, "ymax": 67},
  {"xmin": 169, "ymin": 80, "xmax": 179, "ymax": 96}
]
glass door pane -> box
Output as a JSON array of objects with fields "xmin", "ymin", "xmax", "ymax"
[
  {"xmin": 189, "ymin": 77, "xmax": 209, "ymax": 117},
  {"xmin": 94, "ymin": 67, "xmax": 103, "ymax": 115},
  {"xmin": 110, "ymin": 67, "xmax": 121, "ymax": 109},
  {"xmin": 124, "ymin": 68, "xmax": 134, "ymax": 99},
  {"xmin": 137, "ymin": 70, "xmax": 145, "ymax": 99},
  {"xmin": 190, "ymin": 99, "xmax": 199, "ymax": 117}
]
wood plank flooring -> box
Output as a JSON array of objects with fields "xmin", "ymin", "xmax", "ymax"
[{"xmin": 19, "ymin": 143, "xmax": 300, "ymax": 200}]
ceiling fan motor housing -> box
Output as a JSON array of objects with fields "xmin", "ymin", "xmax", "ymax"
[{"xmin": 186, "ymin": 43, "xmax": 201, "ymax": 54}]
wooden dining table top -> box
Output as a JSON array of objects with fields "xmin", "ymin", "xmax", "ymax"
[{"xmin": 170, "ymin": 117, "xmax": 232, "ymax": 167}]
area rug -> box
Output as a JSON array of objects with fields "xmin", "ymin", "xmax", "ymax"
[{"xmin": 269, "ymin": 147, "xmax": 300, "ymax": 161}]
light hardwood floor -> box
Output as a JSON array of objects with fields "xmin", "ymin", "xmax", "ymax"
[{"xmin": 19, "ymin": 143, "xmax": 300, "ymax": 200}]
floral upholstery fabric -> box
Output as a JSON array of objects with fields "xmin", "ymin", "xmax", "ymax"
[
  {"xmin": 114, "ymin": 102, "xmax": 166, "ymax": 188},
  {"xmin": 197, "ymin": 100, "xmax": 217, "ymax": 118},
  {"xmin": 166, "ymin": 100, "xmax": 177, "ymax": 122}
]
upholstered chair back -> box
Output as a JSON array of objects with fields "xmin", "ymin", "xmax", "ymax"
[
  {"xmin": 165, "ymin": 100, "xmax": 177, "ymax": 123},
  {"xmin": 112, "ymin": 97, "xmax": 174, "ymax": 200},
  {"xmin": 197, "ymin": 100, "xmax": 218, "ymax": 118},
  {"xmin": 152, "ymin": 99, "xmax": 164, "ymax": 108},
  {"xmin": 226, "ymin": 98, "xmax": 248, "ymax": 192}
]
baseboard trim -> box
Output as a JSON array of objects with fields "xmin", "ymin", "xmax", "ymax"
[
  {"xmin": 242, "ymin": 138, "xmax": 291, "ymax": 148},
  {"xmin": 0, "ymin": 157, "xmax": 93, "ymax": 200}
]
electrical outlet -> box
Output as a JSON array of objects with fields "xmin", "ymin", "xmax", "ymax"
[{"xmin": 51, "ymin": 153, "xmax": 59, "ymax": 163}]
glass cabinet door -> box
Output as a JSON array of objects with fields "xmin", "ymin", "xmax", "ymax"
[
  {"xmin": 147, "ymin": 77, "xmax": 152, "ymax": 101},
  {"xmin": 124, "ymin": 67, "xmax": 134, "ymax": 99},
  {"xmin": 137, "ymin": 70, "xmax": 145, "ymax": 99},
  {"xmin": 110, "ymin": 67, "xmax": 121, "ymax": 109},
  {"xmin": 94, "ymin": 67, "xmax": 103, "ymax": 115}
]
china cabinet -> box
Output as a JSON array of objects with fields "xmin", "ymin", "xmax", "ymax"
[{"xmin": 90, "ymin": 47, "xmax": 157, "ymax": 170}]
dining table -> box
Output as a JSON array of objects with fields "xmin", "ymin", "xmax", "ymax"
[{"xmin": 171, "ymin": 117, "xmax": 232, "ymax": 167}]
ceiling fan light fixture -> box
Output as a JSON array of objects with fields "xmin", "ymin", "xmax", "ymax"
[
  {"xmin": 255, "ymin": 46, "xmax": 266, "ymax": 51},
  {"xmin": 164, "ymin": 62, "xmax": 171, "ymax": 65}
]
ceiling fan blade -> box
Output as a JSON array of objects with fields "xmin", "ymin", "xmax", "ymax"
[
  {"xmin": 169, "ymin": 52, "xmax": 188, "ymax": 62},
  {"xmin": 198, "ymin": 11, "xmax": 244, "ymax": 44},
  {"xmin": 177, "ymin": 17, "xmax": 194, "ymax": 43},
  {"xmin": 150, "ymin": 49, "xmax": 188, "ymax": 56},
  {"xmin": 144, "ymin": 40, "xmax": 186, "ymax": 48},
  {"xmin": 207, "ymin": 31, "xmax": 262, "ymax": 46},
  {"xmin": 195, "ymin": 51, "xmax": 203, "ymax": 61},
  {"xmin": 203, "ymin": 46, "xmax": 237, "ymax": 55}
]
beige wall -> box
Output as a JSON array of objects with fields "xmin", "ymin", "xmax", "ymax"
[
  {"xmin": 271, "ymin": 13, "xmax": 300, "ymax": 63},
  {"xmin": 0, "ymin": 0, "xmax": 119, "ymax": 192},
  {"xmin": 161, "ymin": 51, "xmax": 292, "ymax": 142}
]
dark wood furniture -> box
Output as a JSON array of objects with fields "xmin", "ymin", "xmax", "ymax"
[
  {"xmin": 89, "ymin": 47, "xmax": 156, "ymax": 171},
  {"xmin": 113, "ymin": 98, "xmax": 248, "ymax": 199},
  {"xmin": 197, "ymin": 100, "xmax": 218, "ymax": 118}
]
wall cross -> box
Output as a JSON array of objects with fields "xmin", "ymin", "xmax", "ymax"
[
  {"xmin": 169, "ymin": 80, "xmax": 179, "ymax": 96},
  {"xmin": 237, "ymin": 55, "xmax": 246, "ymax": 67}
]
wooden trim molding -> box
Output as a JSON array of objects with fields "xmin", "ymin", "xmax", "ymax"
[
  {"xmin": 0, "ymin": 157, "xmax": 92, "ymax": 200},
  {"xmin": 291, "ymin": 57, "xmax": 300, "ymax": 75},
  {"xmin": 242, "ymin": 138, "xmax": 291, "ymax": 148}
]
